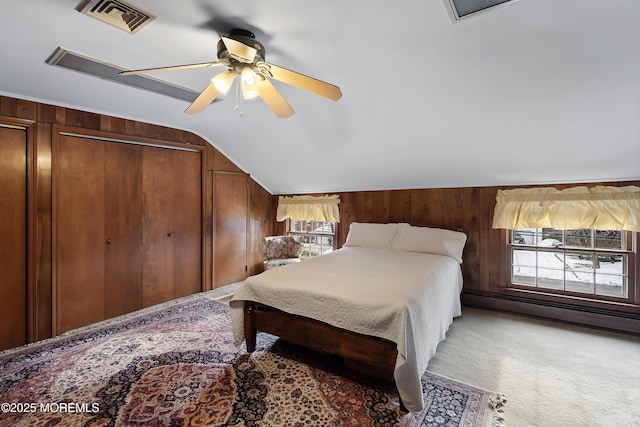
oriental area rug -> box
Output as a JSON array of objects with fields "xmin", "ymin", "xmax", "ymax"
[{"xmin": 0, "ymin": 296, "xmax": 506, "ymax": 426}]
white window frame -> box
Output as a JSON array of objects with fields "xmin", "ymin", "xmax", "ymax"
[
  {"xmin": 286, "ymin": 219, "xmax": 336, "ymax": 258},
  {"xmin": 509, "ymin": 227, "xmax": 634, "ymax": 302}
]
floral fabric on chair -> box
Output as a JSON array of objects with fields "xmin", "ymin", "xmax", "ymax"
[{"xmin": 263, "ymin": 236, "xmax": 303, "ymax": 270}]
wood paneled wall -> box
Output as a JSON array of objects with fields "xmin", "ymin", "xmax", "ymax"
[
  {"xmin": 249, "ymin": 180, "xmax": 278, "ymax": 276},
  {"xmin": 332, "ymin": 182, "xmax": 639, "ymax": 293},
  {"xmin": 0, "ymin": 97, "xmax": 204, "ymax": 144},
  {"xmin": 1, "ymin": 95, "xmax": 277, "ymax": 341},
  {"xmin": 286, "ymin": 181, "xmax": 640, "ymax": 333},
  {"xmin": 332, "ymin": 187, "xmax": 496, "ymax": 294}
]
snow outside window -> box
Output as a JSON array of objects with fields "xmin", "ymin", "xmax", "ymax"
[{"xmin": 510, "ymin": 228, "xmax": 630, "ymax": 299}]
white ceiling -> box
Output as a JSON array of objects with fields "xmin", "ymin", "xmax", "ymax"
[{"xmin": 1, "ymin": 0, "xmax": 638, "ymax": 194}]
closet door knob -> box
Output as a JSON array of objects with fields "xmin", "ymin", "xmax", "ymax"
[
  {"xmin": 106, "ymin": 239, "xmax": 112, "ymax": 244},
  {"xmin": 167, "ymin": 232, "xmax": 173, "ymax": 237}
]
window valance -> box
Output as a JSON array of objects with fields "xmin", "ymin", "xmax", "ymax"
[
  {"xmin": 492, "ymin": 185, "xmax": 640, "ymax": 232},
  {"xmin": 276, "ymin": 195, "xmax": 340, "ymax": 223}
]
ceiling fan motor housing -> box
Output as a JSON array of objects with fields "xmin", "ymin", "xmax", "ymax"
[{"xmin": 217, "ymin": 28, "xmax": 265, "ymax": 64}]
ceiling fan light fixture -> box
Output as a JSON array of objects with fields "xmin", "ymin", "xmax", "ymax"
[
  {"xmin": 211, "ymin": 70, "xmax": 235, "ymax": 94},
  {"xmin": 241, "ymin": 67, "xmax": 260, "ymax": 100},
  {"xmin": 118, "ymin": 28, "xmax": 341, "ymax": 117}
]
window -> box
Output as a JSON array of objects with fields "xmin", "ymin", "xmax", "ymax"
[
  {"xmin": 287, "ymin": 220, "xmax": 336, "ymax": 258},
  {"xmin": 510, "ymin": 228, "xmax": 633, "ymax": 300}
]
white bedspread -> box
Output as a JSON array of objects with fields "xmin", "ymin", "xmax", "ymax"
[{"xmin": 229, "ymin": 246, "xmax": 463, "ymax": 412}]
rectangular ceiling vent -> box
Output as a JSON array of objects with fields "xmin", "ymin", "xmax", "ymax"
[
  {"xmin": 46, "ymin": 47, "xmax": 199, "ymax": 103},
  {"xmin": 443, "ymin": 0, "xmax": 522, "ymax": 22},
  {"xmin": 77, "ymin": 0, "xmax": 156, "ymax": 34}
]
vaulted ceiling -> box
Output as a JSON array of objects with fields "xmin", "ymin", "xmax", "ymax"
[{"xmin": 1, "ymin": 0, "xmax": 638, "ymax": 194}]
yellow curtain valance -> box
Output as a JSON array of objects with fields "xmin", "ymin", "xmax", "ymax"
[
  {"xmin": 276, "ymin": 195, "xmax": 340, "ymax": 223},
  {"xmin": 492, "ymin": 185, "xmax": 640, "ymax": 232}
]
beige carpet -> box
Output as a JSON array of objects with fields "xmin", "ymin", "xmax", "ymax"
[
  {"xmin": 209, "ymin": 283, "xmax": 640, "ymax": 427},
  {"xmin": 426, "ymin": 307, "xmax": 640, "ymax": 427}
]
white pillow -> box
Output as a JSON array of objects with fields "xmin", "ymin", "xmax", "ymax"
[
  {"xmin": 343, "ymin": 222, "xmax": 400, "ymax": 250},
  {"xmin": 392, "ymin": 223, "xmax": 467, "ymax": 263}
]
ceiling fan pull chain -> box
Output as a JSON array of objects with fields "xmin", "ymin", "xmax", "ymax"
[{"xmin": 234, "ymin": 79, "xmax": 244, "ymax": 117}]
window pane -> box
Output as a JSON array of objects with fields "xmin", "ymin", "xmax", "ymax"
[
  {"xmin": 541, "ymin": 228, "xmax": 563, "ymax": 246},
  {"xmin": 513, "ymin": 229, "xmax": 534, "ymax": 244},
  {"xmin": 565, "ymin": 229, "xmax": 592, "ymax": 248},
  {"xmin": 513, "ymin": 249, "xmax": 536, "ymax": 267},
  {"xmin": 566, "ymin": 251, "xmax": 595, "ymax": 274},
  {"xmin": 565, "ymin": 251, "xmax": 594, "ymax": 293},
  {"xmin": 595, "ymin": 252, "xmax": 627, "ymax": 297},
  {"xmin": 305, "ymin": 236, "xmax": 316, "ymax": 256},
  {"xmin": 596, "ymin": 274, "xmax": 627, "ymax": 297},
  {"xmin": 595, "ymin": 231, "xmax": 623, "ymax": 250},
  {"xmin": 537, "ymin": 268, "xmax": 564, "ymax": 290},
  {"xmin": 537, "ymin": 250, "xmax": 564, "ymax": 290},
  {"xmin": 513, "ymin": 265, "xmax": 536, "ymax": 286},
  {"xmin": 537, "ymin": 250, "xmax": 565, "ymax": 270},
  {"xmin": 512, "ymin": 248, "xmax": 536, "ymax": 285},
  {"xmin": 597, "ymin": 252, "xmax": 626, "ymax": 274},
  {"xmin": 596, "ymin": 253, "xmax": 623, "ymax": 268},
  {"xmin": 313, "ymin": 222, "xmax": 332, "ymax": 234}
]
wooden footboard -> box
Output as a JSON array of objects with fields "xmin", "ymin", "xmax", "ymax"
[{"xmin": 243, "ymin": 302, "xmax": 408, "ymax": 411}]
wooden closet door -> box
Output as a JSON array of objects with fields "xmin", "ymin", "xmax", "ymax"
[
  {"xmin": 104, "ymin": 142, "xmax": 143, "ymax": 318},
  {"xmin": 55, "ymin": 136, "xmax": 106, "ymax": 333},
  {"xmin": 170, "ymin": 149, "xmax": 202, "ymax": 297},
  {"xmin": 214, "ymin": 172, "xmax": 249, "ymax": 287},
  {"xmin": 142, "ymin": 146, "xmax": 201, "ymax": 307},
  {"xmin": 0, "ymin": 126, "xmax": 27, "ymax": 350}
]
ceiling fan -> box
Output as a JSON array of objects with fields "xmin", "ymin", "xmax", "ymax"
[{"xmin": 120, "ymin": 29, "xmax": 342, "ymax": 118}]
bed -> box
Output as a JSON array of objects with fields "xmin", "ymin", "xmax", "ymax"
[{"xmin": 229, "ymin": 222, "xmax": 467, "ymax": 412}]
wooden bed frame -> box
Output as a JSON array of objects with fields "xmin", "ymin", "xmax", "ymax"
[{"xmin": 243, "ymin": 301, "xmax": 409, "ymax": 411}]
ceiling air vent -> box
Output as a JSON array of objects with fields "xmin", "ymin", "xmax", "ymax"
[
  {"xmin": 46, "ymin": 47, "xmax": 200, "ymax": 103},
  {"xmin": 443, "ymin": 0, "xmax": 522, "ymax": 22},
  {"xmin": 77, "ymin": 0, "xmax": 156, "ymax": 34}
]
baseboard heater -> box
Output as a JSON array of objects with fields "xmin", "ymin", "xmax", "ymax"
[{"xmin": 462, "ymin": 290, "xmax": 640, "ymax": 335}]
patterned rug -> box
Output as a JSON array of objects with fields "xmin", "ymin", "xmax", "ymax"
[{"xmin": 0, "ymin": 295, "xmax": 506, "ymax": 426}]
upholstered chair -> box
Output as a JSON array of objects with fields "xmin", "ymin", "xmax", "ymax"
[{"xmin": 263, "ymin": 235, "xmax": 304, "ymax": 270}]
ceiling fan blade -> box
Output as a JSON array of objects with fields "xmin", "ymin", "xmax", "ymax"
[
  {"xmin": 184, "ymin": 83, "xmax": 221, "ymax": 114},
  {"xmin": 184, "ymin": 70, "xmax": 236, "ymax": 114},
  {"xmin": 258, "ymin": 78, "xmax": 294, "ymax": 118},
  {"xmin": 257, "ymin": 62, "xmax": 342, "ymax": 101},
  {"xmin": 119, "ymin": 61, "xmax": 225, "ymax": 75},
  {"xmin": 221, "ymin": 37, "xmax": 257, "ymax": 62}
]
